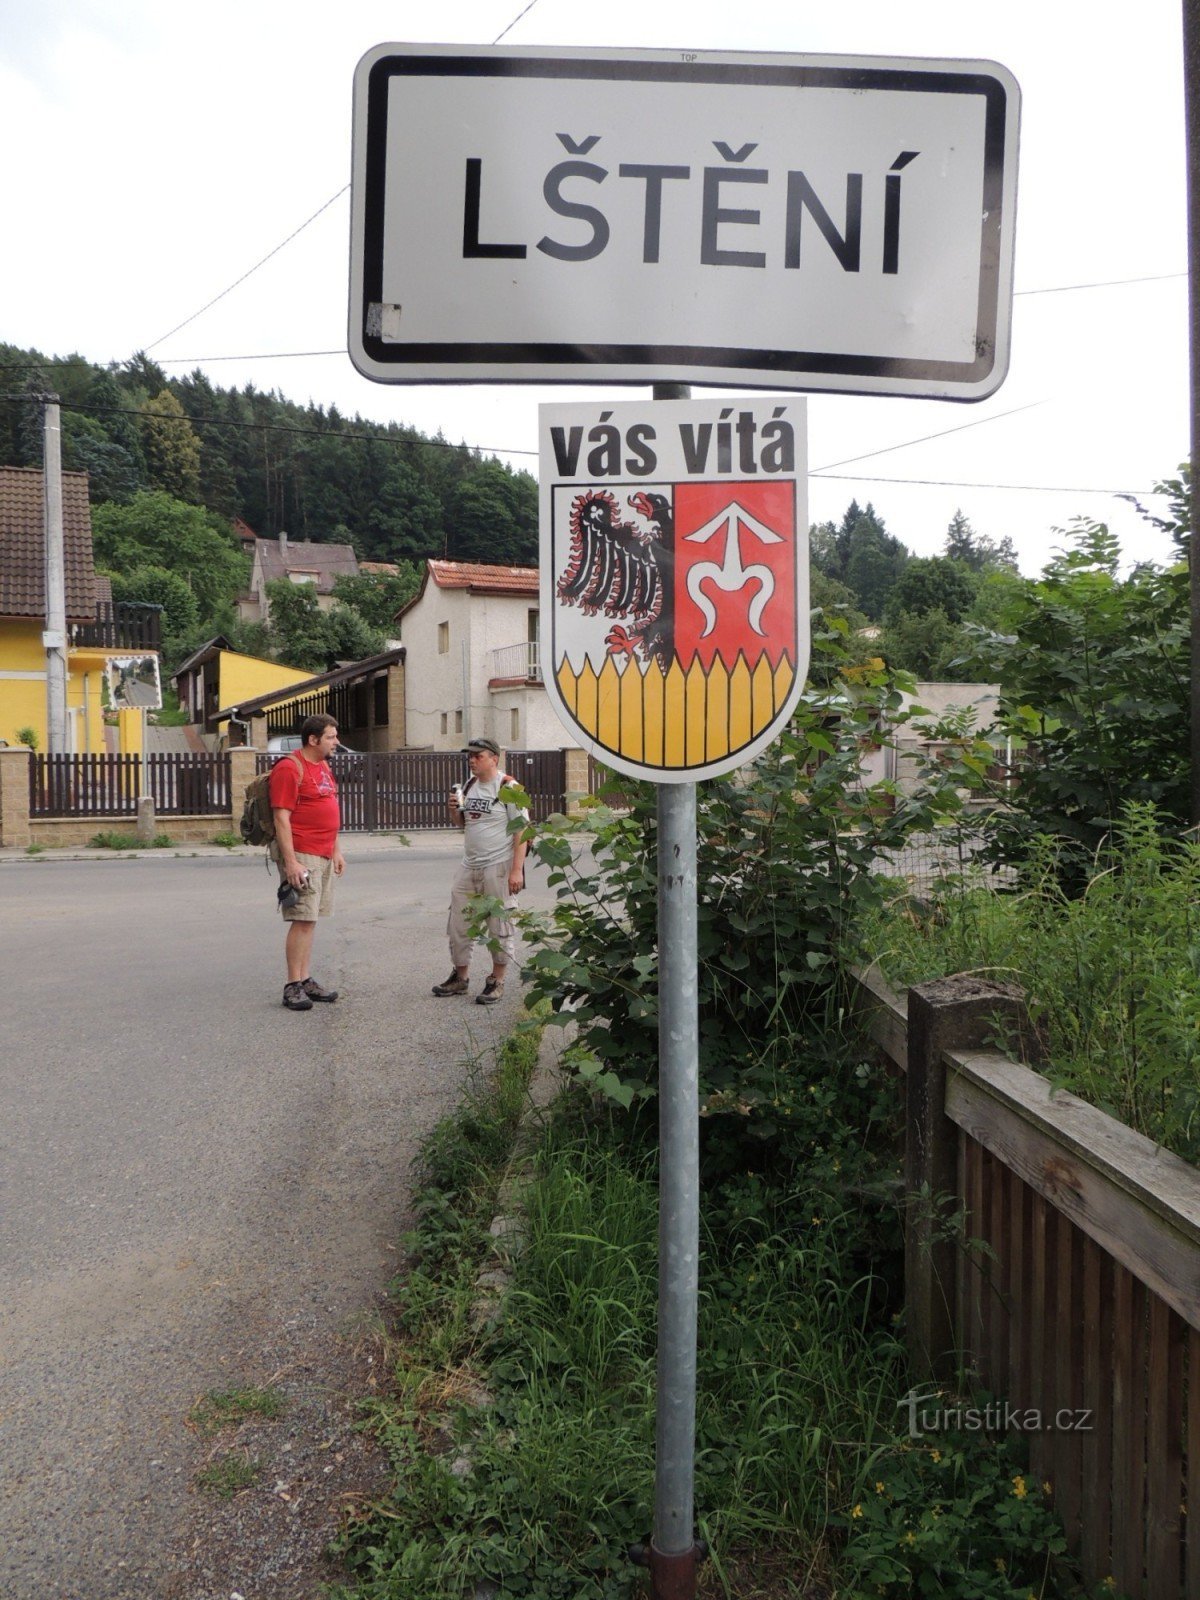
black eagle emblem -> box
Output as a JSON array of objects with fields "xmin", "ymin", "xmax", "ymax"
[{"xmin": 556, "ymin": 490, "xmax": 675, "ymax": 670}]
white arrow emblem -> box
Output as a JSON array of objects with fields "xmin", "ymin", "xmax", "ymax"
[{"xmin": 683, "ymin": 502, "xmax": 784, "ymax": 638}]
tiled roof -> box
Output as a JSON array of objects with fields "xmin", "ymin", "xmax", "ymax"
[
  {"xmin": 0, "ymin": 466, "xmax": 97, "ymax": 621},
  {"xmin": 255, "ymin": 536, "xmax": 358, "ymax": 593},
  {"xmin": 427, "ymin": 559, "xmax": 538, "ymax": 595}
]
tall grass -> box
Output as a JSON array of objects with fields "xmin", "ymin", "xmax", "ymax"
[{"xmin": 858, "ymin": 803, "xmax": 1200, "ymax": 1163}]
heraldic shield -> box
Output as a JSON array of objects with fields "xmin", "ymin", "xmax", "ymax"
[{"xmin": 547, "ymin": 478, "xmax": 809, "ymax": 783}]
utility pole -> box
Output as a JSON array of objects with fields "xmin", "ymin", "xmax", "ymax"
[
  {"xmin": 1185, "ymin": 0, "xmax": 1200, "ymax": 825},
  {"xmin": 42, "ymin": 393, "xmax": 69, "ymax": 755}
]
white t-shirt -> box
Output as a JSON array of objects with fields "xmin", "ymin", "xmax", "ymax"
[{"xmin": 461, "ymin": 772, "xmax": 529, "ymax": 868}]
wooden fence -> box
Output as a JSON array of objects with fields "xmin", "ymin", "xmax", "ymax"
[
  {"xmin": 853, "ymin": 965, "xmax": 1200, "ymax": 1597},
  {"xmin": 30, "ymin": 753, "xmax": 231, "ymax": 818}
]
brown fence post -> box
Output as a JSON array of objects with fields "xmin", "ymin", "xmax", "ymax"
[{"xmin": 906, "ymin": 974, "xmax": 1030, "ymax": 1382}]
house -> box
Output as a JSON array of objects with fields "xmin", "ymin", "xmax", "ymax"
[
  {"xmin": 237, "ymin": 530, "xmax": 359, "ymax": 623},
  {"xmin": 396, "ymin": 559, "xmax": 578, "ymax": 753},
  {"xmin": 171, "ymin": 636, "xmax": 314, "ymax": 737},
  {"xmin": 0, "ymin": 465, "xmax": 160, "ymax": 753}
]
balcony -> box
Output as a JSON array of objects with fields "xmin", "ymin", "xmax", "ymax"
[
  {"xmin": 72, "ymin": 601, "xmax": 162, "ymax": 652},
  {"xmin": 489, "ymin": 641, "xmax": 542, "ymax": 685}
]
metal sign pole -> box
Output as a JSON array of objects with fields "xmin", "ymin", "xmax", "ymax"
[{"xmin": 646, "ymin": 381, "xmax": 704, "ymax": 1600}]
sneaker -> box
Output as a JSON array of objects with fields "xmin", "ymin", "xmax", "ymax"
[
  {"xmin": 302, "ymin": 978, "xmax": 338, "ymax": 1003},
  {"xmin": 476, "ymin": 976, "xmax": 505, "ymax": 1006},
  {"xmin": 283, "ymin": 981, "xmax": 313, "ymax": 1011},
  {"xmin": 432, "ymin": 971, "xmax": 469, "ymax": 997}
]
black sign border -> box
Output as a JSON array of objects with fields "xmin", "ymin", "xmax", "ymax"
[{"xmin": 356, "ymin": 53, "xmax": 1013, "ymax": 397}]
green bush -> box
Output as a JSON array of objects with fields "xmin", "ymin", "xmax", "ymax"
[{"xmin": 519, "ymin": 630, "xmax": 969, "ymax": 1162}]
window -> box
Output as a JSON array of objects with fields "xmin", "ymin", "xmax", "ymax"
[
  {"xmin": 437, "ymin": 622, "xmax": 450, "ymax": 654},
  {"xmin": 440, "ymin": 713, "xmax": 448, "ymax": 735},
  {"xmin": 510, "ymin": 708, "xmax": 519, "ymax": 743},
  {"xmin": 288, "ymin": 571, "xmax": 318, "ymax": 585},
  {"xmin": 455, "ymin": 710, "xmax": 463, "ymax": 734}
]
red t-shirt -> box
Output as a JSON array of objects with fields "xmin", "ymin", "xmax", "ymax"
[{"xmin": 268, "ymin": 754, "xmax": 340, "ymax": 857}]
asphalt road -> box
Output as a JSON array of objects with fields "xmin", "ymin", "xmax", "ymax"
[{"xmin": 0, "ymin": 838, "xmax": 550, "ymax": 1599}]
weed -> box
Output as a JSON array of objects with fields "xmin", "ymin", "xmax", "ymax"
[
  {"xmin": 15, "ymin": 726, "xmax": 38, "ymax": 751},
  {"xmin": 196, "ymin": 1450, "xmax": 261, "ymax": 1499},
  {"xmin": 187, "ymin": 1384, "xmax": 286, "ymax": 1437},
  {"xmin": 25, "ymin": 843, "xmax": 45, "ymax": 855},
  {"xmin": 210, "ymin": 830, "xmax": 242, "ymax": 849},
  {"xmin": 87, "ymin": 829, "xmax": 174, "ymax": 850},
  {"xmin": 859, "ymin": 802, "xmax": 1200, "ymax": 1162}
]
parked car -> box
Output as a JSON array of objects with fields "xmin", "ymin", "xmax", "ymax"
[{"xmin": 266, "ymin": 734, "xmax": 360, "ymax": 757}]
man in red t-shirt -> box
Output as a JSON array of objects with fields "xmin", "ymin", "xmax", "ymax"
[{"xmin": 269, "ymin": 713, "xmax": 346, "ymax": 1011}]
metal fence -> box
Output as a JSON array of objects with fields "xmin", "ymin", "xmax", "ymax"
[
  {"xmin": 30, "ymin": 753, "xmax": 231, "ymax": 818},
  {"xmin": 253, "ymin": 748, "xmax": 570, "ymax": 830}
]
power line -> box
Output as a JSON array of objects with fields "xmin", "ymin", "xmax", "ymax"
[
  {"xmin": 1014, "ymin": 269, "xmax": 1187, "ymax": 297},
  {"xmin": 136, "ymin": 2, "xmax": 541, "ymax": 359},
  {"xmin": 141, "ymin": 186, "xmax": 349, "ymax": 353},
  {"xmin": 0, "ymin": 391, "xmax": 1164, "ymax": 498},
  {"xmin": 492, "ymin": 0, "xmax": 540, "ymax": 43},
  {"xmin": 810, "ymin": 400, "xmax": 1045, "ymax": 474},
  {"xmin": 810, "ymin": 471, "xmax": 1161, "ymax": 496}
]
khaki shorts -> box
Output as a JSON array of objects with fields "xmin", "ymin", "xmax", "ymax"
[{"xmin": 277, "ymin": 849, "xmax": 335, "ymax": 921}]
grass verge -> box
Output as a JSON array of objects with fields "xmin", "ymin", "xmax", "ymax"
[{"xmin": 331, "ymin": 1028, "xmax": 1104, "ymax": 1600}]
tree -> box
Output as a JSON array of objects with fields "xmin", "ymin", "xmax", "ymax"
[
  {"xmin": 448, "ymin": 460, "xmax": 537, "ymax": 565},
  {"xmin": 966, "ymin": 519, "xmax": 1190, "ymax": 888},
  {"xmin": 63, "ymin": 413, "xmax": 141, "ymax": 503},
  {"xmin": 943, "ymin": 508, "xmax": 1018, "ymax": 572},
  {"xmin": 106, "ymin": 564, "xmax": 199, "ymax": 665},
  {"xmin": 331, "ymin": 566, "xmax": 422, "ymax": 632},
  {"xmin": 878, "ymin": 606, "xmax": 965, "ymax": 679},
  {"xmin": 884, "ymin": 556, "xmax": 977, "ymax": 626},
  {"xmin": 263, "ymin": 579, "xmax": 384, "ymax": 673},
  {"xmin": 92, "ymin": 491, "xmax": 247, "ymax": 618},
  {"xmin": 141, "ymin": 390, "xmax": 201, "ymax": 501}
]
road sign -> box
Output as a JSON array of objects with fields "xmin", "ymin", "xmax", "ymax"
[
  {"xmin": 540, "ymin": 397, "xmax": 808, "ymax": 782},
  {"xmin": 351, "ymin": 44, "xmax": 1019, "ymax": 399}
]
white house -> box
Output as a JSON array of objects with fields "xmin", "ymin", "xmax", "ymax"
[{"xmin": 396, "ymin": 559, "xmax": 579, "ymax": 753}]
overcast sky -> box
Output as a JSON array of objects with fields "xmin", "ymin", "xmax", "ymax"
[{"xmin": 0, "ymin": 0, "xmax": 1188, "ymax": 574}]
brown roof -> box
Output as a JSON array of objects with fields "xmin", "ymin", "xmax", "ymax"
[
  {"xmin": 255, "ymin": 535, "xmax": 358, "ymax": 594},
  {"xmin": 428, "ymin": 559, "xmax": 538, "ymax": 595},
  {"xmin": 0, "ymin": 466, "xmax": 97, "ymax": 621},
  {"xmin": 397, "ymin": 558, "xmax": 538, "ymax": 624}
]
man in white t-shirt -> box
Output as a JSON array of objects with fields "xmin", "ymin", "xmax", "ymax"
[{"xmin": 432, "ymin": 736, "xmax": 530, "ymax": 1006}]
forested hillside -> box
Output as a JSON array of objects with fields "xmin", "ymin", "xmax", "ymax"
[
  {"xmin": 0, "ymin": 345, "xmax": 538, "ymax": 566},
  {"xmin": 1, "ymin": 342, "xmax": 1040, "ymax": 686}
]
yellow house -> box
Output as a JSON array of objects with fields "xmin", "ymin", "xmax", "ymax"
[
  {"xmin": 0, "ymin": 466, "xmax": 160, "ymax": 754},
  {"xmin": 171, "ymin": 636, "xmax": 313, "ymax": 737}
]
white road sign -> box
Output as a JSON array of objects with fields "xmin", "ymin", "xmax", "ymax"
[{"xmin": 350, "ymin": 44, "xmax": 1020, "ymax": 399}]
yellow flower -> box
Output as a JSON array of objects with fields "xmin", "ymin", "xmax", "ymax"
[
  {"xmin": 930, "ymin": 1449, "xmax": 942, "ymax": 1463},
  {"xmin": 994, "ymin": 1557, "xmax": 1007, "ymax": 1572},
  {"xmin": 901, "ymin": 1531, "xmax": 917, "ymax": 1547},
  {"xmin": 875, "ymin": 1481, "xmax": 886, "ymax": 1494},
  {"xmin": 851, "ymin": 1503, "xmax": 864, "ymax": 1519},
  {"xmin": 811, "ymin": 1216, "xmax": 824, "ymax": 1227},
  {"xmin": 1043, "ymin": 1480, "xmax": 1053, "ymax": 1496},
  {"xmin": 1012, "ymin": 1475, "xmax": 1027, "ymax": 1499}
]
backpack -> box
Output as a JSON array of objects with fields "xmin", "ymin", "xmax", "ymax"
[{"xmin": 239, "ymin": 753, "xmax": 303, "ymax": 846}]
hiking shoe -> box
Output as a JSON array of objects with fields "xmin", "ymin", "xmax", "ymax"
[
  {"xmin": 432, "ymin": 971, "xmax": 469, "ymax": 997},
  {"xmin": 302, "ymin": 978, "xmax": 338, "ymax": 1003},
  {"xmin": 476, "ymin": 977, "xmax": 505, "ymax": 1006},
  {"xmin": 282, "ymin": 981, "xmax": 313, "ymax": 1011}
]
